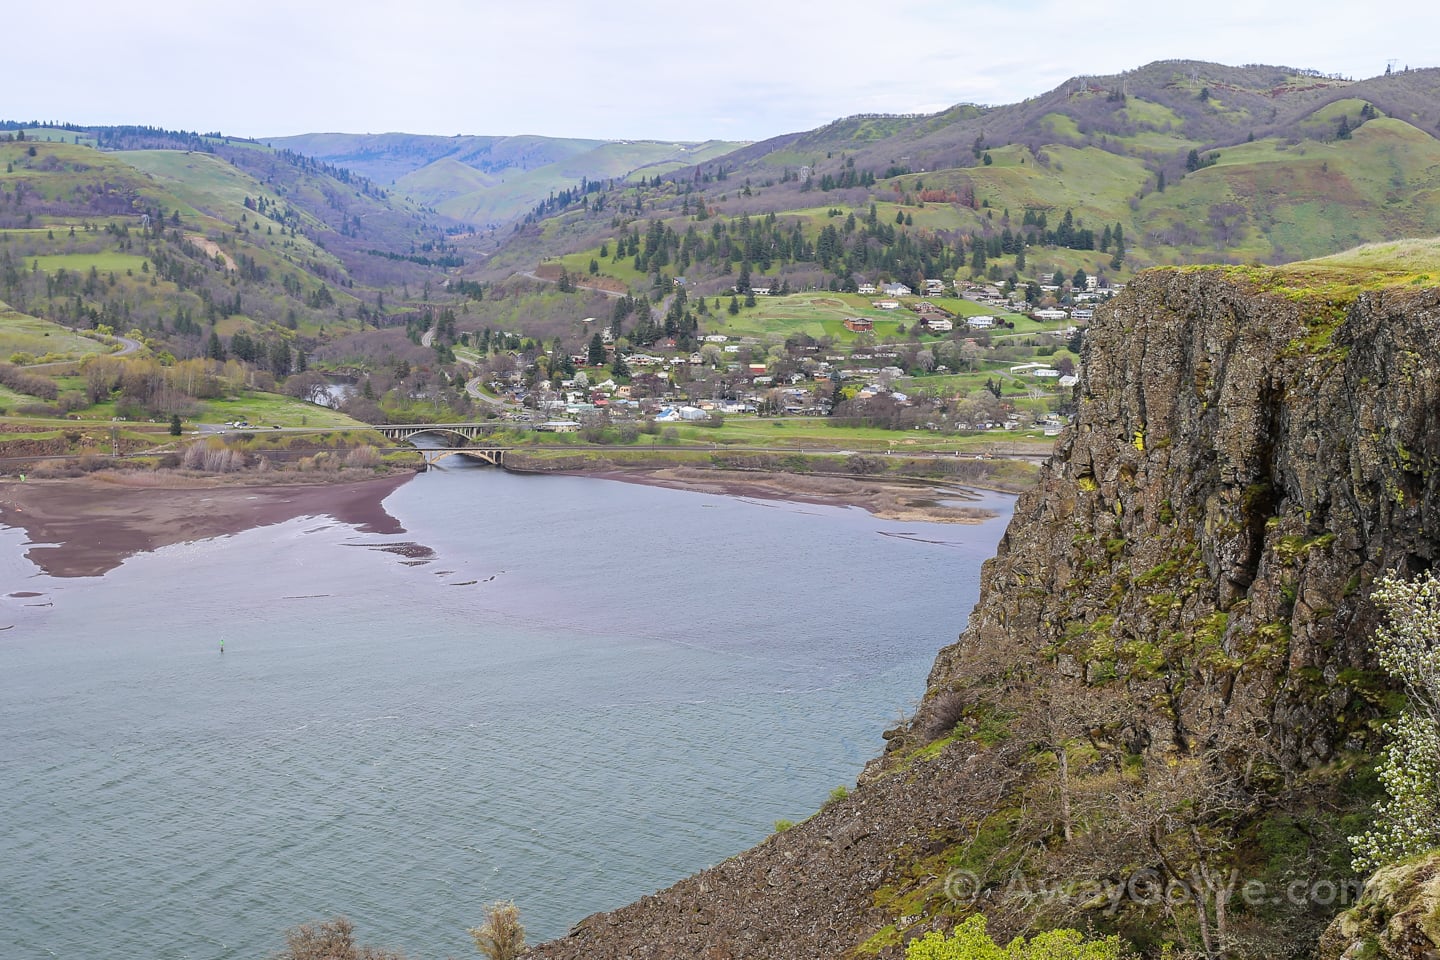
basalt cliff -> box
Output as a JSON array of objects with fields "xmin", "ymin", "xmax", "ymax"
[{"xmin": 530, "ymin": 255, "xmax": 1440, "ymax": 959}]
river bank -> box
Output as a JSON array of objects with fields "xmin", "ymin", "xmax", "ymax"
[
  {"xmin": 0, "ymin": 450, "xmax": 1023, "ymax": 579},
  {"xmin": 568, "ymin": 465, "xmax": 999, "ymax": 523}
]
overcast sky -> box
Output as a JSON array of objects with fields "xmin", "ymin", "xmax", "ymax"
[{"xmin": 9, "ymin": 1, "xmax": 1435, "ymax": 143}]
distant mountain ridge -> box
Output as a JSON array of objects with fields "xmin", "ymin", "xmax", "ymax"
[{"xmin": 263, "ymin": 132, "xmax": 747, "ymax": 226}]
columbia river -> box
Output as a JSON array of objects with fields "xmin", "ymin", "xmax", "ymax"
[{"xmin": 0, "ymin": 464, "xmax": 1011, "ymax": 959}]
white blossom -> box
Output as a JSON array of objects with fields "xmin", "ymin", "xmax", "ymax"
[{"xmin": 1350, "ymin": 571, "xmax": 1440, "ymax": 873}]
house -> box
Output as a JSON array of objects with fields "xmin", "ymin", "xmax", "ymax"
[
  {"xmin": 967, "ymin": 316, "xmax": 995, "ymax": 329},
  {"xmin": 537, "ymin": 420, "xmax": 581, "ymax": 432},
  {"xmin": 844, "ymin": 317, "xmax": 874, "ymax": 332},
  {"xmin": 870, "ymin": 300, "xmax": 900, "ymax": 310},
  {"xmin": 882, "ymin": 282, "xmax": 912, "ymax": 297},
  {"xmin": 750, "ymin": 286, "xmax": 772, "ymax": 296},
  {"xmin": 1031, "ymin": 308, "xmax": 1069, "ymax": 321},
  {"xmin": 924, "ymin": 318, "xmax": 954, "ymax": 332},
  {"xmin": 924, "ymin": 279, "xmax": 947, "ymax": 294},
  {"xmin": 857, "ymin": 283, "xmax": 877, "ymax": 295}
]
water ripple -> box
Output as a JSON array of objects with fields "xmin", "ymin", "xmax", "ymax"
[{"xmin": 0, "ymin": 471, "xmax": 1011, "ymax": 959}]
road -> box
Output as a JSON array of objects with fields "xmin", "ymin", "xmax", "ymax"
[
  {"xmin": 519, "ymin": 269, "xmax": 625, "ymax": 299},
  {"xmin": 24, "ymin": 332, "xmax": 143, "ymax": 370}
]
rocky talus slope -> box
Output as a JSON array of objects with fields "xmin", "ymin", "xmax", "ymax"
[{"xmin": 528, "ymin": 265, "xmax": 1440, "ymax": 959}]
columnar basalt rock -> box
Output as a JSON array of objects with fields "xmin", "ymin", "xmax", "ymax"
[{"xmin": 529, "ymin": 269, "xmax": 1440, "ymax": 959}]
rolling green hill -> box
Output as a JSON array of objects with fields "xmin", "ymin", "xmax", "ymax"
[{"xmin": 457, "ymin": 61, "xmax": 1440, "ymax": 300}]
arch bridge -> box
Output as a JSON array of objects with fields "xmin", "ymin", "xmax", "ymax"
[{"xmin": 376, "ymin": 423, "xmax": 512, "ymax": 469}]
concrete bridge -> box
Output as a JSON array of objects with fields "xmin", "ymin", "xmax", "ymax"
[
  {"xmin": 376, "ymin": 422, "xmax": 515, "ymax": 444},
  {"xmin": 376, "ymin": 423, "xmax": 514, "ymax": 469},
  {"xmin": 417, "ymin": 446, "xmax": 509, "ymax": 468}
]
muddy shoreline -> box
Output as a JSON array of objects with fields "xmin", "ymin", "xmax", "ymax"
[
  {"xmin": 540, "ymin": 464, "xmax": 1001, "ymax": 524},
  {"xmin": 0, "ymin": 462, "xmax": 1007, "ymax": 580},
  {"xmin": 0, "ymin": 471, "xmax": 414, "ymax": 578}
]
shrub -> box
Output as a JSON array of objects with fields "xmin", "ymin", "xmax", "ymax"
[
  {"xmin": 273, "ymin": 916, "xmax": 406, "ymax": 960},
  {"xmin": 468, "ymin": 901, "xmax": 525, "ymax": 960},
  {"xmin": 344, "ymin": 445, "xmax": 381, "ymax": 469},
  {"xmin": 906, "ymin": 915, "xmax": 1133, "ymax": 959},
  {"xmin": 921, "ymin": 690, "xmax": 969, "ymax": 739}
]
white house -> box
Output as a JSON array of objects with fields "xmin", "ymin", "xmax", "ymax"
[
  {"xmin": 925, "ymin": 318, "xmax": 954, "ymax": 332},
  {"xmin": 967, "ymin": 316, "xmax": 995, "ymax": 329},
  {"xmin": 857, "ymin": 283, "xmax": 877, "ymax": 295},
  {"xmin": 871, "ymin": 300, "xmax": 900, "ymax": 310},
  {"xmin": 1031, "ymin": 308, "xmax": 1069, "ymax": 321},
  {"xmin": 882, "ymin": 282, "xmax": 912, "ymax": 297}
]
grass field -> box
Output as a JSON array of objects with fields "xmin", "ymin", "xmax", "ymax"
[
  {"xmin": 192, "ymin": 394, "xmax": 369, "ymax": 428},
  {"xmin": 31, "ymin": 252, "xmax": 152, "ymax": 275},
  {"xmin": 0, "ymin": 309, "xmax": 110, "ymax": 361},
  {"xmin": 497, "ymin": 416, "xmax": 1056, "ymax": 455}
]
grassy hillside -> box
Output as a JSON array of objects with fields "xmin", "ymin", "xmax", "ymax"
[
  {"xmin": 0, "ymin": 127, "xmax": 490, "ymax": 436},
  {"xmin": 457, "ymin": 62, "xmax": 1440, "ymax": 297}
]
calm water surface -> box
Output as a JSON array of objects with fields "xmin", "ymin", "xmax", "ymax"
[{"xmin": 0, "ymin": 466, "xmax": 1011, "ymax": 959}]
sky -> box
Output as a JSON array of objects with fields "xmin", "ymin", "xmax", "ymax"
[{"xmin": 8, "ymin": 0, "xmax": 1437, "ymax": 144}]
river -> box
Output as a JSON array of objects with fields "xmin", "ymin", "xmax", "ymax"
[{"xmin": 0, "ymin": 464, "xmax": 1012, "ymax": 959}]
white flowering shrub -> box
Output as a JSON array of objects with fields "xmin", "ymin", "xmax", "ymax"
[{"xmin": 1350, "ymin": 571, "xmax": 1440, "ymax": 873}]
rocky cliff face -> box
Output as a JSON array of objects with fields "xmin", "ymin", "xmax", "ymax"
[
  {"xmin": 529, "ymin": 268, "xmax": 1440, "ymax": 959},
  {"xmin": 1318, "ymin": 851, "xmax": 1440, "ymax": 959}
]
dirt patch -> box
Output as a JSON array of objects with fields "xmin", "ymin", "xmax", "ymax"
[
  {"xmin": 0, "ymin": 472, "xmax": 413, "ymax": 578},
  {"xmin": 186, "ymin": 235, "xmax": 236, "ymax": 272}
]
